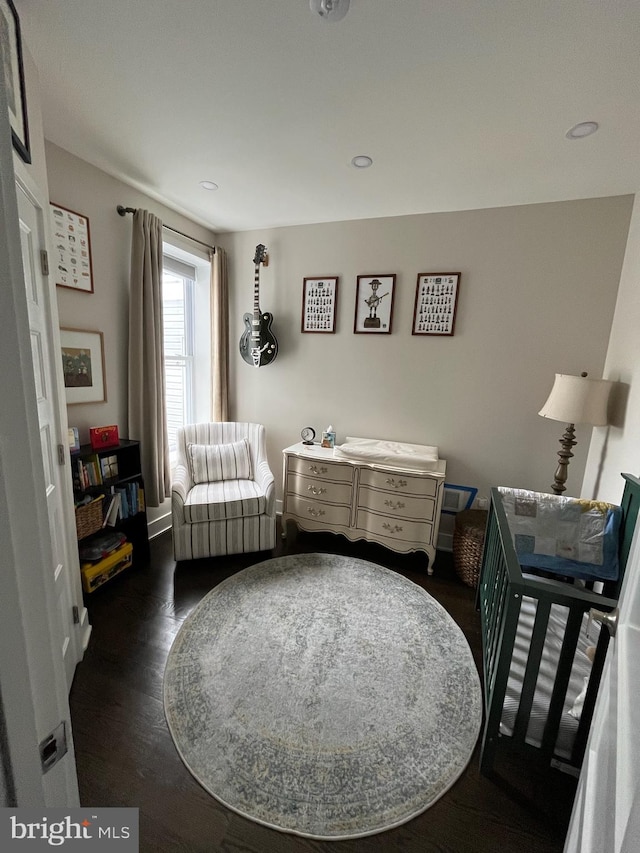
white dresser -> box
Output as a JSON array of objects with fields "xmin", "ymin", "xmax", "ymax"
[{"xmin": 282, "ymin": 442, "xmax": 446, "ymax": 572}]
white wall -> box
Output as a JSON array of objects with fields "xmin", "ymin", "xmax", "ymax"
[
  {"xmin": 46, "ymin": 142, "xmax": 217, "ymax": 526},
  {"xmin": 44, "ymin": 141, "xmax": 634, "ymax": 510},
  {"xmin": 47, "ymin": 142, "xmax": 217, "ymax": 447},
  {"xmin": 582, "ymin": 194, "xmax": 640, "ymax": 504},
  {"xmin": 219, "ymin": 197, "xmax": 632, "ymax": 502}
]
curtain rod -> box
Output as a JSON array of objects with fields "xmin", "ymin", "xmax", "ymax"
[{"xmin": 116, "ymin": 205, "xmax": 215, "ymax": 254}]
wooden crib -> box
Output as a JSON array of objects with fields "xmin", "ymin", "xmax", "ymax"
[{"xmin": 476, "ymin": 472, "xmax": 640, "ymax": 776}]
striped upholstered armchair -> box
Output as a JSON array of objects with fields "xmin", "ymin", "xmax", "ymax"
[{"xmin": 171, "ymin": 422, "xmax": 276, "ymax": 560}]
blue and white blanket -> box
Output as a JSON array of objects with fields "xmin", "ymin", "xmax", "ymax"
[{"xmin": 498, "ymin": 487, "xmax": 621, "ymax": 581}]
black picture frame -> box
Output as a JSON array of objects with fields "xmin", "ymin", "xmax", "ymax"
[
  {"xmin": 301, "ymin": 277, "xmax": 339, "ymax": 333},
  {"xmin": 0, "ymin": 0, "xmax": 31, "ymax": 163},
  {"xmin": 412, "ymin": 272, "xmax": 460, "ymax": 336},
  {"xmin": 353, "ymin": 274, "xmax": 396, "ymax": 334},
  {"xmin": 50, "ymin": 203, "xmax": 95, "ymax": 292}
]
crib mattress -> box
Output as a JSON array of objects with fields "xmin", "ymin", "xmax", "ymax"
[{"xmin": 500, "ymin": 595, "xmax": 598, "ymax": 759}]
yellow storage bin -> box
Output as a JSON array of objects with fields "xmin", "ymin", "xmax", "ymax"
[{"xmin": 81, "ymin": 541, "xmax": 133, "ymax": 593}]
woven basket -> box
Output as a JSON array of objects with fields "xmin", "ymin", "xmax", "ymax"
[
  {"xmin": 75, "ymin": 495, "xmax": 104, "ymax": 540},
  {"xmin": 453, "ymin": 509, "xmax": 488, "ymax": 588}
]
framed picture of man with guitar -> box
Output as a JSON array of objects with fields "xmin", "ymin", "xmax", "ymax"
[
  {"xmin": 353, "ymin": 274, "xmax": 396, "ymax": 334},
  {"xmin": 239, "ymin": 244, "xmax": 278, "ymax": 367}
]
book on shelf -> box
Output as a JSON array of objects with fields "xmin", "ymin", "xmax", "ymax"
[
  {"xmin": 102, "ymin": 493, "xmax": 121, "ymax": 527},
  {"xmin": 74, "ymin": 453, "xmax": 104, "ymax": 489},
  {"xmin": 115, "ymin": 486, "xmax": 129, "ymax": 519},
  {"xmin": 111, "ymin": 481, "xmax": 143, "ymax": 520},
  {"xmin": 100, "ymin": 454, "xmax": 119, "ymax": 480}
]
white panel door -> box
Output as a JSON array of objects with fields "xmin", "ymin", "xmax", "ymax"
[
  {"xmin": 15, "ymin": 180, "xmax": 79, "ymax": 690},
  {"xmin": 0, "ymin": 74, "xmax": 78, "ymax": 805},
  {"xmin": 564, "ymin": 523, "xmax": 640, "ymax": 852}
]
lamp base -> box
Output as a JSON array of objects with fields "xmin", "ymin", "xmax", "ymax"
[{"xmin": 551, "ymin": 423, "xmax": 576, "ymax": 495}]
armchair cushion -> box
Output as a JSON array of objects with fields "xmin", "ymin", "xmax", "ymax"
[
  {"xmin": 182, "ymin": 479, "xmax": 266, "ymax": 523},
  {"xmin": 187, "ymin": 437, "xmax": 252, "ymax": 484}
]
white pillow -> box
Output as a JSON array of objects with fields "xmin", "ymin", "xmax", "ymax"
[{"xmin": 188, "ymin": 438, "xmax": 252, "ymax": 484}]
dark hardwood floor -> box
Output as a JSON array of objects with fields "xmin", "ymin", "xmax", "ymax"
[{"xmin": 69, "ymin": 521, "xmax": 577, "ymax": 852}]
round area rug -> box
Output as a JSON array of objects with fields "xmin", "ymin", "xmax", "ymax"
[{"xmin": 164, "ymin": 554, "xmax": 482, "ymax": 839}]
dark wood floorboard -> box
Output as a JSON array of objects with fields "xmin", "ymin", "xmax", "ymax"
[{"xmin": 69, "ymin": 520, "xmax": 577, "ymax": 852}]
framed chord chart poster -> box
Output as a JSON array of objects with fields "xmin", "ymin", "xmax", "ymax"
[
  {"xmin": 412, "ymin": 272, "xmax": 460, "ymax": 336},
  {"xmin": 301, "ymin": 277, "xmax": 338, "ymax": 333}
]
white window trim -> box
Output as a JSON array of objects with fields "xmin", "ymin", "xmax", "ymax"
[{"xmin": 162, "ymin": 240, "xmax": 211, "ymax": 447}]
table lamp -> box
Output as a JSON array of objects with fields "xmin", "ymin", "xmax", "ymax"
[{"xmin": 538, "ymin": 372, "xmax": 611, "ymax": 495}]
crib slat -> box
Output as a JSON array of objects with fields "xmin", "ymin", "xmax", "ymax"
[
  {"xmin": 571, "ymin": 625, "xmax": 611, "ymax": 766},
  {"xmin": 487, "ymin": 568, "xmax": 508, "ymax": 692},
  {"xmin": 540, "ymin": 606, "xmax": 584, "ymax": 761},
  {"xmin": 512, "ymin": 598, "xmax": 551, "ymax": 744},
  {"xmin": 479, "ymin": 492, "xmax": 527, "ymax": 775}
]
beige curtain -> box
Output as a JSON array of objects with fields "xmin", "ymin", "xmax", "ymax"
[
  {"xmin": 210, "ymin": 246, "xmax": 229, "ymax": 421},
  {"xmin": 128, "ymin": 209, "xmax": 170, "ymax": 507}
]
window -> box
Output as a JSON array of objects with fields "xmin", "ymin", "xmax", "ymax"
[{"xmin": 162, "ymin": 247, "xmax": 211, "ymax": 456}]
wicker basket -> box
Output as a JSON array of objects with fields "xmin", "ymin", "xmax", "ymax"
[
  {"xmin": 75, "ymin": 495, "xmax": 104, "ymax": 540},
  {"xmin": 453, "ymin": 508, "xmax": 488, "ymax": 588}
]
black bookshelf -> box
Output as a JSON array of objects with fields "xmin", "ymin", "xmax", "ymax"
[{"xmin": 71, "ymin": 439, "xmax": 151, "ymax": 571}]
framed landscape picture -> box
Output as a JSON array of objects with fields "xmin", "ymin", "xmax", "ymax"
[
  {"xmin": 301, "ymin": 276, "xmax": 338, "ymax": 333},
  {"xmin": 0, "ymin": 0, "xmax": 30, "ymax": 162},
  {"xmin": 354, "ymin": 274, "xmax": 396, "ymax": 334},
  {"xmin": 412, "ymin": 272, "xmax": 460, "ymax": 336},
  {"xmin": 50, "ymin": 203, "xmax": 94, "ymax": 292},
  {"xmin": 60, "ymin": 327, "xmax": 106, "ymax": 404}
]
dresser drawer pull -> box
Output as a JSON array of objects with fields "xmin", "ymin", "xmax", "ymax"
[
  {"xmin": 307, "ymin": 507, "xmax": 326, "ymax": 518},
  {"xmin": 386, "ymin": 477, "xmax": 407, "ymax": 489},
  {"xmin": 384, "ymin": 499, "xmax": 405, "ymax": 511},
  {"xmin": 382, "ymin": 522, "xmax": 403, "ymax": 534},
  {"xmin": 307, "ymin": 485, "xmax": 327, "ymax": 496},
  {"xmin": 309, "ymin": 465, "xmax": 328, "ymax": 475}
]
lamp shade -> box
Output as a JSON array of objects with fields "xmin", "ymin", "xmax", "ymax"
[{"xmin": 538, "ymin": 373, "xmax": 612, "ymax": 426}]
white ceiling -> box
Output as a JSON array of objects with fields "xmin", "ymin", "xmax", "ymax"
[{"xmin": 16, "ymin": 0, "xmax": 640, "ymax": 233}]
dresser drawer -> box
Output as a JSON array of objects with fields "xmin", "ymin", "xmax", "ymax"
[
  {"xmin": 359, "ymin": 467, "xmax": 439, "ymax": 498},
  {"xmin": 288, "ymin": 455, "xmax": 354, "ymax": 483},
  {"xmin": 358, "ymin": 485, "xmax": 435, "ymax": 521},
  {"xmin": 287, "ymin": 472, "xmax": 352, "ymax": 505},
  {"xmin": 287, "ymin": 495, "xmax": 351, "ymax": 527},
  {"xmin": 356, "ymin": 508, "xmax": 433, "ymax": 546}
]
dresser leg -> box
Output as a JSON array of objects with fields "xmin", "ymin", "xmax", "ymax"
[{"xmin": 427, "ymin": 549, "xmax": 435, "ymax": 575}]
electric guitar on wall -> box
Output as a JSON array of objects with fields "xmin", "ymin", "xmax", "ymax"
[{"xmin": 239, "ymin": 243, "xmax": 278, "ymax": 367}]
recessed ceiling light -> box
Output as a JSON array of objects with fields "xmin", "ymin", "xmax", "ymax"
[
  {"xmin": 565, "ymin": 121, "xmax": 599, "ymax": 140},
  {"xmin": 199, "ymin": 180, "xmax": 219, "ymax": 190},
  {"xmin": 351, "ymin": 155, "xmax": 373, "ymax": 169}
]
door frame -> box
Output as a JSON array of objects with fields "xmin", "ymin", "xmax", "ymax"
[{"xmin": 0, "ymin": 74, "xmax": 79, "ymax": 806}]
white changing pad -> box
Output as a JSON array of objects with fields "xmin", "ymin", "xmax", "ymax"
[{"xmin": 333, "ymin": 436, "xmax": 440, "ymax": 472}]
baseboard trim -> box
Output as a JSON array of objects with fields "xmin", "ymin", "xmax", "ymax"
[{"xmin": 148, "ymin": 513, "xmax": 172, "ymax": 540}]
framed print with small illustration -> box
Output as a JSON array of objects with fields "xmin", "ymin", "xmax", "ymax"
[
  {"xmin": 302, "ymin": 277, "xmax": 338, "ymax": 333},
  {"xmin": 354, "ymin": 274, "xmax": 396, "ymax": 334},
  {"xmin": 60, "ymin": 327, "xmax": 106, "ymax": 404},
  {"xmin": 50, "ymin": 203, "xmax": 94, "ymax": 292},
  {"xmin": 0, "ymin": 0, "xmax": 30, "ymax": 162},
  {"xmin": 412, "ymin": 272, "xmax": 460, "ymax": 336}
]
